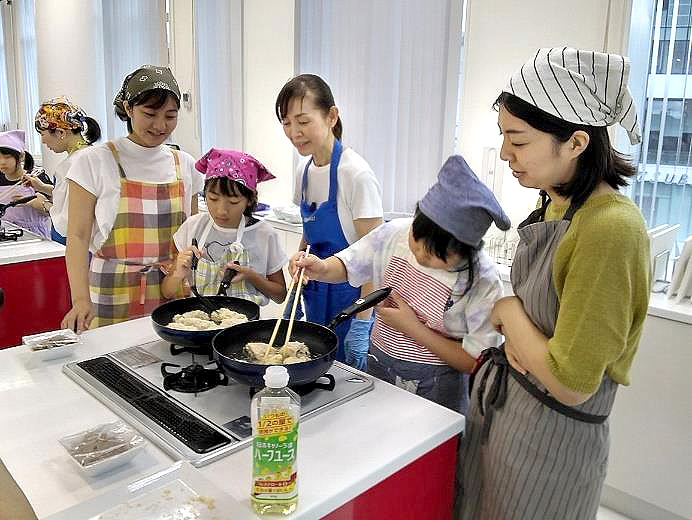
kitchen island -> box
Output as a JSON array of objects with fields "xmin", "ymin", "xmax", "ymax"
[
  {"xmin": 0, "ymin": 317, "xmax": 464, "ymax": 519},
  {"xmin": 0, "ymin": 233, "xmax": 69, "ymax": 348}
]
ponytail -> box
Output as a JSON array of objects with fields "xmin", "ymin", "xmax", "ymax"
[
  {"xmin": 80, "ymin": 116, "xmax": 101, "ymax": 144},
  {"xmin": 23, "ymin": 151, "xmax": 34, "ymax": 172}
]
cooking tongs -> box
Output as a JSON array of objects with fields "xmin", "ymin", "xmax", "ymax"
[
  {"xmin": 0, "ymin": 195, "xmax": 37, "ymax": 219},
  {"xmin": 217, "ymin": 261, "xmax": 240, "ymax": 296},
  {"xmin": 189, "ymin": 238, "xmax": 219, "ymax": 314}
]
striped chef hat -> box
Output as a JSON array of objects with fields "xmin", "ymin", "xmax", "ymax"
[{"xmin": 505, "ymin": 47, "xmax": 641, "ymax": 145}]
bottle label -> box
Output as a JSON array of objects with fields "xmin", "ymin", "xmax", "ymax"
[{"xmin": 252, "ymin": 407, "xmax": 299, "ymax": 500}]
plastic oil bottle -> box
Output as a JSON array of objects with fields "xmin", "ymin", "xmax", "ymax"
[{"xmin": 251, "ymin": 365, "xmax": 300, "ymax": 515}]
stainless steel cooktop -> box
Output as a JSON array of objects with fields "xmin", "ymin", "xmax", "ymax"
[{"xmin": 63, "ymin": 339, "xmax": 374, "ymax": 466}]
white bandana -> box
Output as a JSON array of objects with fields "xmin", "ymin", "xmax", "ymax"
[{"xmin": 505, "ymin": 47, "xmax": 641, "ymax": 145}]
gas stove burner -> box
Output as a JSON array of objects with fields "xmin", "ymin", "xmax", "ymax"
[
  {"xmin": 161, "ymin": 361, "xmax": 228, "ymax": 393},
  {"xmin": 169, "ymin": 343, "xmax": 213, "ymax": 358},
  {"xmin": 0, "ymin": 227, "xmax": 23, "ymax": 241},
  {"xmin": 249, "ymin": 373, "xmax": 336, "ymax": 398}
]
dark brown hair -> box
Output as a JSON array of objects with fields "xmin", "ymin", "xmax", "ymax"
[
  {"xmin": 275, "ymin": 74, "xmax": 343, "ymax": 140},
  {"xmin": 204, "ymin": 177, "xmax": 257, "ymax": 217},
  {"xmin": 494, "ymin": 92, "xmax": 635, "ymax": 205},
  {"xmin": 0, "ymin": 148, "xmax": 34, "ymax": 172},
  {"xmin": 40, "ymin": 117, "xmax": 101, "ymax": 145},
  {"xmin": 117, "ymin": 89, "xmax": 180, "ymax": 134}
]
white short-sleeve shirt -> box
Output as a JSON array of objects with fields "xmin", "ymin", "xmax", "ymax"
[
  {"xmin": 49, "ymin": 147, "xmax": 87, "ymax": 237},
  {"xmin": 173, "ymin": 213, "xmax": 287, "ymax": 278},
  {"xmin": 66, "ymin": 137, "xmax": 204, "ymax": 252},
  {"xmin": 292, "ymin": 147, "xmax": 383, "ymax": 245},
  {"xmin": 336, "ymin": 218, "xmax": 504, "ymax": 361}
]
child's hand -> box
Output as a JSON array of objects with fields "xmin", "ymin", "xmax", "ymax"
[
  {"xmin": 220, "ymin": 262, "xmax": 256, "ymax": 284},
  {"xmin": 18, "ymin": 193, "xmax": 48, "ymax": 212},
  {"xmin": 173, "ymin": 246, "xmax": 202, "ymax": 279},
  {"xmin": 289, "ymin": 251, "xmax": 326, "ymax": 283},
  {"xmin": 377, "ymin": 290, "xmax": 420, "ymax": 335}
]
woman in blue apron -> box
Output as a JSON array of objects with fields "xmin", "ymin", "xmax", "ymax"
[
  {"xmin": 275, "ymin": 74, "xmax": 383, "ymax": 366},
  {"xmin": 456, "ymin": 48, "xmax": 651, "ymax": 519}
]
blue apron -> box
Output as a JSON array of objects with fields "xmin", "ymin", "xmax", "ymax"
[{"xmin": 300, "ymin": 139, "xmax": 361, "ymax": 362}]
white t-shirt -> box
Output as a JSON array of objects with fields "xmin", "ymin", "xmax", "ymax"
[
  {"xmin": 173, "ymin": 213, "xmax": 287, "ymax": 305},
  {"xmin": 336, "ymin": 218, "xmax": 504, "ymax": 361},
  {"xmin": 173, "ymin": 213, "xmax": 287, "ymax": 276},
  {"xmin": 66, "ymin": 137, "xmax": 204, "ymax": 252},
  {"xmin": 50, "ymin": 147, "xmax": 88, "ymax": 237},
  {"xmin": 292, "ymin": 147, "xmax": 383, "ymax": 245}
]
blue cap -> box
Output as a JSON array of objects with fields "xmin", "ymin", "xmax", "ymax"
[{"xmin": 418, "ymin": 155, "xmax": 511, "ymax": 248}]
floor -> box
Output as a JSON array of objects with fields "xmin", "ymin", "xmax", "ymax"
[{"xmin": 598, "ymin": 507, "xmax": 633, "ymax": 520}]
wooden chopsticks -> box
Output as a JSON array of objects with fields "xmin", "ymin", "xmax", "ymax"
[{"xmin": 266, "ymin": 246, "xmax": 311, "ymax": 353}]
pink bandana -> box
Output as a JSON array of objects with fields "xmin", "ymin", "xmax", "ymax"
[{"xmin": 195, "ymin": 148, "xmax": 275, "ymax": 192}]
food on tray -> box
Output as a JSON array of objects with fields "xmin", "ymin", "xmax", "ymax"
[
  {"xmin": 244, "ymin": 341, "xmax": 311, "ymax": 364},
  {"xmin": 166, "ymin": 308, "xmax": 248, "ymax": 330},
  {"xmin": 60, "ymin": 421, "xmax": 144, "ymax": 468},
  {"xmin": 25, "ymin": 330, "xmax": 79, "ymax": 351}
]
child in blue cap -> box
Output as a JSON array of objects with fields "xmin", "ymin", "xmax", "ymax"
[{"xmin": 289, "ymin": 155, "xmax": 510, "ymax": 412}]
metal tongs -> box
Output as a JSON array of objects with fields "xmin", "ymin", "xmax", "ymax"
[{"xmin": 0, "ymin": 195, "xmax": 37, "ymax": 219}]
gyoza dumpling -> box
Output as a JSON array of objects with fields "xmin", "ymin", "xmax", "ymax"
[
  {"xmin": 211, "ymin": 307, "xmax": 247, "ymax": 323},
  {"xmin": 180, "ymin": 310, "xmax": 209, "ymax": 320},
  {"xmin": 284, "ymin": 356, "xmax": 305, "ymax": 364},
  {"xmin": 167, "ymin": 322, "xmax": 197, "ymax": 330},
  {"xmin": 263, "ymin": 353, "xmax": 284, "ymax": 365},
  {"xmin": 245, "ymin": 342, "xmax": 271, "ymax": 361},
  {"xmin": 279, "ymin": 341, "xmax": 310, "ymax": 359},
  {"xmin": 179, "ymin": 317, "xmax": 217, "ymax": 330}
]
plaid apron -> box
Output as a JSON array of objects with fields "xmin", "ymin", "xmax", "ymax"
[
  {"xmin": 193, "ymin": 215, "xmax": 262, "ymax": 305},
  {"xmin": 88, "ymin": 142, "xmax": 186, "ymax": 327}
]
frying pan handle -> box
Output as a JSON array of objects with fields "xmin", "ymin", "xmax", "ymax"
[
  {"xmin": 327, "ymin": 287, "xmax": 392, "ymax": 330},
  {"xmin": 191, "ymin": 238, "xmax": 200, "ymax": 270}
]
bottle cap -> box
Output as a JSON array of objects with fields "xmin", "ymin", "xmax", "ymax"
[{"xmin": 263, "ymin": 365, "xmax": 290, "ymax": 388}]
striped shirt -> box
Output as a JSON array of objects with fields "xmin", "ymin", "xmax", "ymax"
[{"xmin": 336, "ymin": 218, "xmax": 504, "ymax": 364}]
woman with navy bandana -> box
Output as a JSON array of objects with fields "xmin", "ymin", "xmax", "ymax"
[{"xmin": 289, "ymin": 156, "xmax": 508, "ymax": 413}]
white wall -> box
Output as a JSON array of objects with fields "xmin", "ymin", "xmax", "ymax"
[
  {"xmin": 243, "ymin": 0, "xmax": 296, "ymax": 208},
  {"xmin": 458, "ymin": 0, "xmax": 632, "ymax": 231},
  {"xmin": 168, "ymin": 0, "xmax": 202, "ymax": 159},
  {"xmin": 169, "ymin": 0, "xmax": 296, "ymax": 208},
  {"xmin": 34, "ymin": 0, "xmax": 108, "ymax": 173}
]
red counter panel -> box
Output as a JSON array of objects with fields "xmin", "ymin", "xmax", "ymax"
[
  {"xmin": 0, "ymin": 257, "xmax": 71, "ymax": 348},
  {"xmin": 323, "ymin": 436, "xmax": 458, "ymax": 520}
]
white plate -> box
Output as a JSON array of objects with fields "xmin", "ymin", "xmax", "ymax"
[
  {"xmin": 29, "ymin": 341, "xmax": 76, "ymax": 361},
  {"xmin": 45, "ymin": 461, "xmax": 248, "ymax": 520}
]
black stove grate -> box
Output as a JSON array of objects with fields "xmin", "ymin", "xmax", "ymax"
[
  {"xmin": 77, "ymin": 357, "xmax": 233, "ymax": 453},
  {"xmin": 0, "ymin": 227, "xmax": 23, "ymax": 241},
  {"xmin": 161, "ymin": 362, "xmax": 228, "ymax": 393}
]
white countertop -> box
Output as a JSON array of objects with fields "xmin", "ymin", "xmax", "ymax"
[
  {"xmin": 263, "ymin": 214, "xmax": 303, "ymax": 234},
  {"xmin": 0, "ymin": 239, "xmax": 65, "ymax": 266},
  {"xmin": 0, "ymin": 318, "xmax": 463, "ymax": 519}
]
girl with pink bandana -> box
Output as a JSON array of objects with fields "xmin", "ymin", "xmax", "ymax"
[{"xmin": 161, "ymin": 149, "xmax": 288, "ymax": 306}]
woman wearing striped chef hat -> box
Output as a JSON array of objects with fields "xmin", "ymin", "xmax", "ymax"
[{"xmin": 455, "ymin": 48, "xmax": 651, "ymax": 519}]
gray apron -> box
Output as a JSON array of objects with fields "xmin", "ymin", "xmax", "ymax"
[{"xmin": 456, "ymin": 194, "xmax": 618, "ymax": 520}]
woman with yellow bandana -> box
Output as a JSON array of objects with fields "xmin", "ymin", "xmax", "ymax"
[{"xmin": 31, "ymin": 97, "xmax": 101, "ymax": 244}]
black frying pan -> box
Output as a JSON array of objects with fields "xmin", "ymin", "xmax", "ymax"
[
  {"xmin": 151, "ymin": 295, "xmax": 260, "ymax": 352},
  {"xmin": 212, "ymin": 287, "xmax": 391, "ymax": 386}
]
